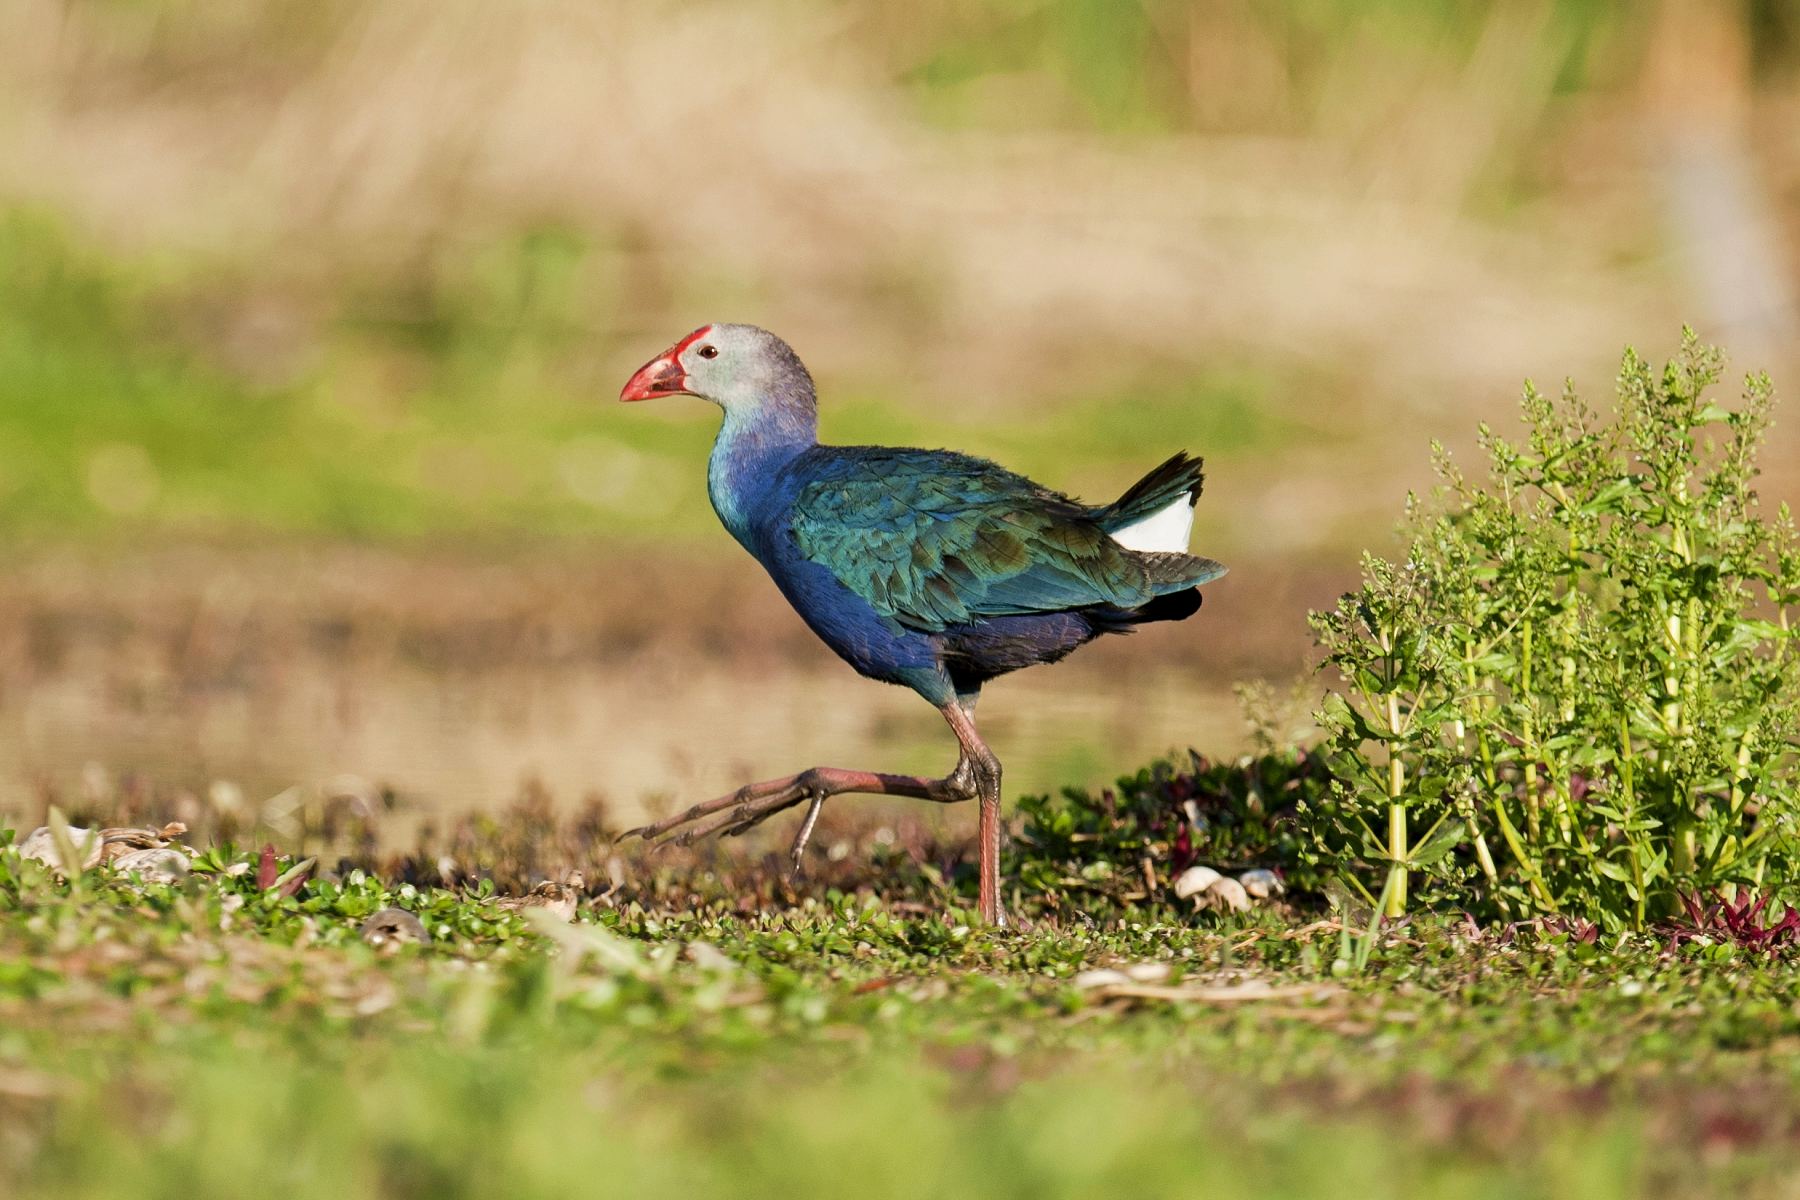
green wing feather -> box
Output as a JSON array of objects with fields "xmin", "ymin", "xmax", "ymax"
[{"xmin": 789, "ymin": 449, "xmax": 1201, "ymax": 633}]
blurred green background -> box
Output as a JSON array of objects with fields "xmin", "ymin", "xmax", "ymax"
[{"xmin": 1, "ymin": 0, "xmax": 1797, "ymax": 823}]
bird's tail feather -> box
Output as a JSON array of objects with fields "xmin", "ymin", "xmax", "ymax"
[{"xmin": 1095, "ymin": 451, "xmax": 1205, "ymax": 530}]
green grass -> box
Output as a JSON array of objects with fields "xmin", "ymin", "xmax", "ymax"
[
  {"xmin": 0, "ymin": 210, "xmax": 1324, "ymax": 549},
  {"xmin": 7, "ymin": 827, "xmax": 1800, "ymax": 1199}
]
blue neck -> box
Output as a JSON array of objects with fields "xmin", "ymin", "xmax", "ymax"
[{"xmin": 707, "ymin": 398, "xmax": 816, "ymax": 548}]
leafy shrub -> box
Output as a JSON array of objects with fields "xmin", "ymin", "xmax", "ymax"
[{"xmin": 1310, "ymin": 333, "xmax": 1800, "ymax": 928}]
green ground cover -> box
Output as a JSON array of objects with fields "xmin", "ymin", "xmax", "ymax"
[{"xmin": 5, "ymin": 826, "xmax": 1800, "ymax": 1200}]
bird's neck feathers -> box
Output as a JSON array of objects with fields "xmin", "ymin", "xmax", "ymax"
[
  {"xmin": 718, "ymin": 384, "xmax": 816, "ymax": 451},
  {"xmin": 708, "ymin": 383, "xmax": 817, "ymax": 543}
]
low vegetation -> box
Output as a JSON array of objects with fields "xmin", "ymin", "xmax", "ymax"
[
  {"xmin": 1313, "ymin": 334, "xmax": 1799, "ymax": 927},
  {"xmin": 9, "ymin": 808, "xmax": 1800, "ymax": 1200}
]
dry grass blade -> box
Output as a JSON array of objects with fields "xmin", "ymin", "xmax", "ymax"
[
  {"xmin": 1091, "ymin": 980, "xmax": 1342, "ymax": 1006},
  {"xmin": 523, "ymin": 908, "xmax": 649, "ymax": 977}
]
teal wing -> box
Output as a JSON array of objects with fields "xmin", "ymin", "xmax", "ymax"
[{"xmin": 788, "ymin": 449, "xmax": 1170, "ymax": 633}]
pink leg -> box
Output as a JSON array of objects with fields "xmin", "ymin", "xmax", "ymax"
[
  {"xmin": 620, "ymin": 703, "xmax": 1007, "ymax": 925},
  {"xmin": 944, "ymin": 703, "xmax": 1005, "ymax": 928}
]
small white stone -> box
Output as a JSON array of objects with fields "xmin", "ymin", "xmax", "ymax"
[
  {"xmin": 111, "ymin": 847, "xmax": 190, "ymax": 884},
  {"xmin": 18, "ymin": 826, "xmax": 103, "ymax": 875},
  {"xmin": 1072, "ymin": 968, "xmax": 1132, "ymax": 990},
  {"xmin": 1173, "ymin": 866, "xmax": 1222, "ymax": 900},
  {"xmin": 1199, "ymin": 877, "xmax": 1251, "ymax": 914},
  {"xmin": 1238, "ymin": 869, "xmax": 1286, "ymax": 899}
]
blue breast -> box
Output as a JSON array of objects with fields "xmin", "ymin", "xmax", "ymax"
[
  {"xmin": 709, "ymin": 410, "xmax": 955, "ymax": 705},
  {"xmin": 759, "ymin": 528, "xmax": 952, "ymax": 701}
]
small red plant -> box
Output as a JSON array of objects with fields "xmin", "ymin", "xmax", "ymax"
[
  {"xmin": 1669, "ymin": 891, "xmax": 1800, "ymax": 953},
  {"xmin": 1542, "ymin": 916, "xmax": 1600, "ymax": 945},
  {"xmin": 256, "ymin": 843, "xmax": 314, "ymax": 899}
]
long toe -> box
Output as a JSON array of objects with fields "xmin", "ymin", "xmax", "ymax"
[
  {"xmin": 663, "ymin": 784, "xmax": 815, "ymax": 847},
  {"xmin": 621, "ymin": 774, "xmax": 811, "ymax": 844},
  {"xmin": 788, "ymin": 792, "xmax": 827, "ymax": 875}
]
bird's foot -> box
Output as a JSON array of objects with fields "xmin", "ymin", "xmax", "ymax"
[
  {"xmin": 619, "ymin": 773, "xmax": 824, "ymax": 851},
  {"xmin": 617, "ymin": 766, "xmax": 967, "ymax": 861}
]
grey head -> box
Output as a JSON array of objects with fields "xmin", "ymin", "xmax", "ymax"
[{"xmin": 619, "ymin": 323, "xmax": 815, "ymax": 413}]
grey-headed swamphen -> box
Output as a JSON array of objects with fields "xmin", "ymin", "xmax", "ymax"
[{"xmin": 619, "ymin": 324, "xmax": 1225, "ymax": 925}]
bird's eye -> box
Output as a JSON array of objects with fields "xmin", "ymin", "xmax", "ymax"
[{"xmin": 697, "ymin": 344, "xmax": 719, "ymax": 359}]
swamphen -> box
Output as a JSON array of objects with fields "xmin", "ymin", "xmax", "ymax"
[{"xmin": 619, "ymin": 324, "xmax": 1225, "ymax": 925}]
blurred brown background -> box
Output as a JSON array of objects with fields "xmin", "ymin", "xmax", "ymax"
[{"xmin": 0, "ymin": 0, "xmax": 1796, "ymax": 836}]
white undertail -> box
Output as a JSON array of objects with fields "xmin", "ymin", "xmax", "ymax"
[{"xmin": 1109, "ymin": 494, "xmax": 1195, "ymax": 554}]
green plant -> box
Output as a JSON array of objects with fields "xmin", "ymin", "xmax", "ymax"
[{"xmin": 1311, "ymin": 332, "xmax": 1800, "ymax": 928}]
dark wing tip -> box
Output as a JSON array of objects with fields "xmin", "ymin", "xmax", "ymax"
[
  {"xmin": 1188, "ymin": 556, "xmax": 1226, "ymax": 584},
  {"xmin": 1112, "ymin": 451, "xmax": 1207, "ymax": 515}
]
